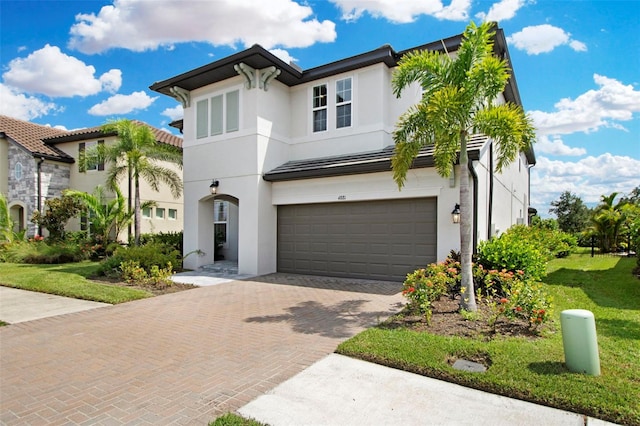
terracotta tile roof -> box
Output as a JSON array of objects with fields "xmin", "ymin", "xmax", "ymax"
[
  {"xmin": 0, "ymin": 115, "xmax": 74, "ymax": 162},
  {"xmin": 43, "ymin": 120, "xmax": 183, "ymax": 148}
]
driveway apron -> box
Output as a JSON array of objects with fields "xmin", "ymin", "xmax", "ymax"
[{"xmin": 0, "ymin": 274, "xmax": 403, "ymax": 425}]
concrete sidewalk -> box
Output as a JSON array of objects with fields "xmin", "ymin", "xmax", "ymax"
[
  {"xmin": 0, "ymin": 286, "xmax": 110, "ymax": 324},
  {"xmin": 240, "ymin": 354, "xmax": 616, "ymax": 426}
]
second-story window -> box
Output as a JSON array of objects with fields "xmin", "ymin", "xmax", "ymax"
[
  {"xmin": 196, "ymin": 89, "xmax": 240, "ymax": 139},
  {"xmin": 313, "ymin": 84, "xmax": 327, "ymax": 132},
  {"xmin": 336, "ymin": 78, "xmax": 352, "ymax": 128},
  {"xmin": 78, "ymin": 140, "xmax": 104, "ymax": 172}
]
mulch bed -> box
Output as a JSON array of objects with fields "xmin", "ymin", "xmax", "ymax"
[
  {"xmin": 90, "ymin": 276, "xmax": 197, "ymax": 296},
  {"xmin": 383, "ymin": 296, "xmax": 544, "ymax": 340}
]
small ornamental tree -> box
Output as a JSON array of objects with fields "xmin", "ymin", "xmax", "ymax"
[{"xmin": 31, "ymin": 194, "xmax": 83, "ymax": 241}]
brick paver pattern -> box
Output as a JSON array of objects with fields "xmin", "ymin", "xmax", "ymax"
[{"xmin": 0, "ymin": 273, "xmax": 404, "ymax": 425}]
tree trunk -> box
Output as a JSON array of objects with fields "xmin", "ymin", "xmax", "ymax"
[
  {"xmin": 134, "ymin": 177, "xmax": 141, "ymax": 246},
  {"xmin": 128, "ymin": 164, "xmax": 133, "ymax": 244},
  {"xmin": 459, "ymin": 132, "xmax": 477, "ymax": 311}
]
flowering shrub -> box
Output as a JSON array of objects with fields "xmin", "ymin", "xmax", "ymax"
[
  {"xmin": 120, "ymin": 260, "xmax": 174, "ymax": 289},
  {"xmin": 402, "ymin": 251, "xmax": 554, "ymax": 330},
  {"xmin": 402, "ymin": 263, "xmax": 454, "ymax": 324},
  {"xmin": 488, "ymin": 280, "xmax": 553, "ymax": 329}
]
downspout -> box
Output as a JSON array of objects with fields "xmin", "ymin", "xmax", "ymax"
[
  {"xmin": 468, "ymin": 159, "xmax": 479, "ymax": 254},
  {"xmin": 36, "ymin": 157, "xmax": 44, "ymax": 236},
  {"xmin": 487, "ymin": 142, "xmax": 494, "ymax": 239}
]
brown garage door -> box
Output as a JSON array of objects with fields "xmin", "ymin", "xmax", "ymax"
[{"xmin": 277, "ymin": 198, "xmax": 437, "ymax": 282}]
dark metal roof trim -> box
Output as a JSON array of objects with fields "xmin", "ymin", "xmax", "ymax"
[{"xmin": 264, "ymin": 136, "xmax": 488, "ymax": 182}]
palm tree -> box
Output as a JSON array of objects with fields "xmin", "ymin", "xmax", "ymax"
[
  {"xmin": 391, "ymin": 21, "xmax": 536, "ymax": 311},
  {"xmin": 65, "ymin": 186, "xmax": 155, "ymax": 244},
  {"xmin": 589, "ymin": 192, "xmax": 627, "ymax": 252},
  {"xmin": 0, "ymin": 193, "xmax": 14, "ymax": 242},
  {"xmin": 97, "ymin": 119, "xmax": 182, "ymax": 245}
]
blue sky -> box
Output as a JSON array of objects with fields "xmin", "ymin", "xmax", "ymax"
[{"xmin": 1, "ymin": 0, "xmax": 639, "ymax": 216}]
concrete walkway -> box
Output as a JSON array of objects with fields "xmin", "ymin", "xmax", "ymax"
[{"xmin": 0, "ymin": 286, "xmax": 110, "ymax": 324}]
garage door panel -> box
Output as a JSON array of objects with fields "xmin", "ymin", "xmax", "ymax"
[{"xmin": 278, "ymin": 198, "xmax": 437, "ymax": 281}]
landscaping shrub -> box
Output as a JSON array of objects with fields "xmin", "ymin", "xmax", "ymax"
[
  {"xmin": 119, "ymin": 260, "xmax": 174, "ymax": 289},
  {"xmin": 139, "ymin": 231, "xmax": 183, "ymax": 254},
  {"xmin": 97, "ymin": 242, "xmax": 181, "ymax": 277},
  {"xmin": 477, "ymin": 229, "xmax": 547, "ymax": 281},
  {"xmin": 402, "ymin": 263, "xmax": 455, "ymax": 324},
  {"xmin": 0, "ymin": 240, "xmax": 92, "ymax": 264}
]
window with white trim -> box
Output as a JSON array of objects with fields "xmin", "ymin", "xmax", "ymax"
[
  {"xmin": 168, "ymin": 209, "xmax": 177, "ymax": 220},
  {"xmin": 312, "ymin": 84, "xmax": 327, "ymax": 132},
  {"xmin": 142, "ymin": 207, "xmax": 152, "ymax": 219},
  {"xmin": 196, "ymin": 89, "xmax": 240, "ymax": 139},
  {"xmin": 214, "ymin": 200, "xmax": 228, "ymax": 245},
  {"xmin": 14, "ymin": 162, "xmax": 23, "ymax": 180},
  {"xmin": 336, "ymin": 78, "xmax": 352, "ymax": 128},
  {"xmin": 156, "ymin": 208, "xmax": 165, "ymax": 219}
]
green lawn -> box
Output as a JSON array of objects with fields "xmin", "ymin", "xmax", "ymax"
[
  {"xmin": 0, "ymin": 262, "xmax": 152, "ymax": 304},
  {"xmin": 337, "ymin": 254, "xmax": 640, "ymax": 425}
]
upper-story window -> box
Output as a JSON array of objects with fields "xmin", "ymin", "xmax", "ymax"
[
  {"xmin": 196, "ymin": 89, "xmax": 240, "ymax": 139},
  {"xmin": 313, "ymin": 84, "xmax": 327, "ymax": 132},
  {"xmin": 78, "ymin": 140, "xmax": 104, "ymax": 172},
  {"xmin": 336, "ymin": 78, "xmax": 352, "ymax": 128},
  {"xmin": 14, "ymin": 162, "xmax": 23, "ymax": 180}
]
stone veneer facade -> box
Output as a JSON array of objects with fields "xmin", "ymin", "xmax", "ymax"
[{"xmin": 7, "ymin": 143, "xmax": 71, "ymax": 237}]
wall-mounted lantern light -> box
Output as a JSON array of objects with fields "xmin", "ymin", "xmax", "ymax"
[
  {"xmin": 209, "ymin": 179, "xmax": 220, "ymax": 195},
  {"xmin": 451, "ymin": 203, "xmax": 461, "ymax": 224}
]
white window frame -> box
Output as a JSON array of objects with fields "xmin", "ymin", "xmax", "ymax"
[
  {"xmin": 156, "ymin": 207, "xmax": 165, "ymax": 219},
  {"xmin": 214, "ymin": 200, "xmax": 228, "ymax": 246},
  {"xmin": 335, "ymin": 77, "xmax": 352, "ymax": 129},
  {"xmin": 14, "ymin": 162, "xmax": 23, "ymax": 181},
  {"xmin": 312, "ymin": 83, "xmax": 328, "ymax": 133},
  {"xmin": 168, "ymin": 209, "xmax": 177, "ymax": 220},
  {"xmin": 142, "ymin": 207, "xmax": 152, "ymax": 219},
  {"xmin": 195, "ymin": 87, "xmax": 241, "ymax": 139}
]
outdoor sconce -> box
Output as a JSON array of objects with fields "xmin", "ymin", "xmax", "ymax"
[
  {"xmin": 209, "ymin": 179, "xmax": 220, "ymax": 195},
  {"xmin": 451, "ymin": 203, "xmax": 461, "ymax": 224}
]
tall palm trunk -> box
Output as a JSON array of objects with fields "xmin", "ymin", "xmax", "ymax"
[
  {"xmin": 134, "ymin": 177, "xmax": 141, "ymax": 246},
  {"xmin": 459, "ymin": 132, "xmax": 477, "ymax": 311}
]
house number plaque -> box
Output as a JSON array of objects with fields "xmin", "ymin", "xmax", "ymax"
[{"xmin": 338, "ymin": 195, "xmax": 346, "ymax": 200}]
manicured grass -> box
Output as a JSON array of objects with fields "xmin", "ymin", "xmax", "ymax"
[
  {"xmin": 209, "ymin": 413, "xmax": 267, "ymax": 426},
  {"xmin": 0, "ymin": 262, "xmax": 152, "ymax": 304},
  {"xmin": 337, "ymin": 254, "xmax": 640, "ymax": 425}
]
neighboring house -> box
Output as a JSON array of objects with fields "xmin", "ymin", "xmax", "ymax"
[
  {"xmin": 0, "ymin": 115, "xmax": 184, "ymax": 240},
  {"xmin": 150, "ymin": 26, "xmax": 535, "ymax": 281}
]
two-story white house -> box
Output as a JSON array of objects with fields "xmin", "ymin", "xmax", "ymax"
[{"xmin": 150, "ymin": 26, "xmax": 535, "ymax": 282}]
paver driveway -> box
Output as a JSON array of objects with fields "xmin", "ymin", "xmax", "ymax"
[{"xmin": 0, "ymin": 274, "xmax": 404, "ymax": 425}]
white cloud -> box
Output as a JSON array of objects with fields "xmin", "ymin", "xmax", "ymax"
[
  {"xmin": 269, "ymin": 48, "xmax": 297, "ymax": 65},
  {"xmin": 0, "ymin": 83, "xmax": 59, "ymax": 120},
  {"xmin": 161, "ymin": 105, "xmax": 183, "ymax": 121},
  {"xmin": 535, "ymin": 136, "xmax": 586, "ymax": 156},
  {"xmin": 2, "ymin": 44, "xmax": 122, "ymax": 97},
  {"xmin": 88, "ymin": 91, "xmax": 157, "ymax": 116},
  {"xmin": 531, "ymin": 154, "xmax": 640, "ymax": 215},
  {"xmin": 98, "ymin": 69, "xmax": 122, "ymax": 93},
  {"xmin": 531, "ymin": 74, "xmax": 640, "ymax": 135},
  {"xmin": 331, "ymin": 0, "xmax": 470, "ymax": 23},
  {"xmin": 68, "ymin": 0, "xmax": 336, "ymax": 54},
  {"xmin": 476, "ymin": 0, "xmax": 526, "ymax": 23},
  {"xmin": 507, "ymin": 24, "xmax": 587, "ymax": 55}
]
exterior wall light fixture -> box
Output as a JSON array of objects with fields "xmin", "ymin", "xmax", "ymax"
[
  {"xmin": 209, "ymin": 179, "xmax": 220, "ymax": 195},
  {"xmin": 451, "ymin": 203, "xmax": 461, "ymax": 224}
]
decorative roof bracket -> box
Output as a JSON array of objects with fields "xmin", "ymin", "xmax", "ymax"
[
  {"xmin": 234, "ymin": 62, "xmax": 257, "ymax": 89},
  {"xmin": 259, "ymin": 66, "xmax": 281, "ymax": 91},
  {"xmin": 235, "ymin": 62, "xmax": 281, "ymax": 91},
  {"xmin": 169, "ymin": 86, "xmax": 190, "ymax": 108}
]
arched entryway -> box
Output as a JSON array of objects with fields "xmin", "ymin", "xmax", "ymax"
[{"xmin": 9, "ymin": 203, "xmax": 25, "ymax": 235}]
